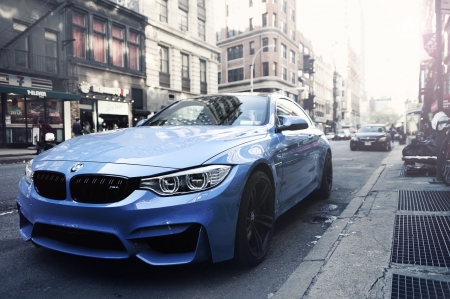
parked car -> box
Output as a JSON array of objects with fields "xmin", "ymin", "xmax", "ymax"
[
  {"xmin": 350, "ymin": 124, "xmax": 392, "ymax": 151},
  {"xmin": 326, "ymin": 132, "xmax": 336, "ymax": 140},
  {"xmin": 335, "ymin": 129, "xmax": 351, "ymax": 140},
  {"xmin": 17, "ymin": 93, "xmax": 333, "ymax": 267}
]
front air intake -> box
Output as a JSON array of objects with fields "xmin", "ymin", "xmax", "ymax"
[
  {"xmin": 33, "ymin": 171, "xmax": 66, "ymax": 200},
  {"xmin": 70, "ymin": 175, "xmax": 139, "ymax": 204}
]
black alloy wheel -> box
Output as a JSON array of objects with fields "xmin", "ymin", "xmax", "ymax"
[
  {"xmin": 314, "ymin": 151, "xmax": 333, "ymax": 199},
  {"xmin": 235, "ymin": 171, "xmax": 275, "ymax": 266}
]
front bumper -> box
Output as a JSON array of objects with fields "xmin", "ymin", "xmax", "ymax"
[
  {"xmin": 350, "ymin": 140, "xmax": 388, "ymax": 149},
  {"xmin": 17, "ymin": 163, "xmax": 249, "ymax": 265}
]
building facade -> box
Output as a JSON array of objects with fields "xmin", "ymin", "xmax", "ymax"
[
  {"xmin": 143, "ymin": 0, "xmax": 220, "ymax": 113},
  {"xmin": 215, "ymin": 0, "xmax": 315, "ymax": 109},
  {"xmin": 312, "ymin": 55, "xmax": 334, "ymax": 132}
]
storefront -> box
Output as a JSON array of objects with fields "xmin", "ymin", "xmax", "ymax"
[
  {"xmin": 0, "ymin": 84, "xmax": 80, "ymax": 148},
  {"xmin": 77, "ymin": 81, "xmax": 132, "ymax": 132}
]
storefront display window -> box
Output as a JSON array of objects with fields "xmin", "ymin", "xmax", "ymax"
[{"xmin": 4, "ymin": 93, "xmax": 64, "ymax": 145}]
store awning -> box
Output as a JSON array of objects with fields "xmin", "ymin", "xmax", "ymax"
[
  {"xmin": 0, "ymin": 85, "xmax": 80, "ymax": 101},
  {"xmin": 132, "ymin": 109, "xmax": 151, "ymax": 116}
]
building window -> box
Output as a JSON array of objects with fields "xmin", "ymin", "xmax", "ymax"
[
  {"xmin": 280, "ymin": 20, "xmax": 286, "ymax": 33},
  {"xmin": 249, "ymin": 18, "xmax": 253, "ymax": 31},
  {"xmin": 262, "ymin": 13, "xmax": 267, "ymax": 27},
  {"xmin": 44, "ymin": 31, "xmax": 57, "ymax": 73},
  {"xmin": 218, "ymin": 72, "xmax": 222, "ymax": 84},
  {"xmin": 290, "ymin": 50, "xmax": 295, "ymax": 64},
  {"xmin": 273, "ymin": 38, "xmax": 277, "ymax": 51},
  {"xmin": 93, "ymin": 19, "xmax": 106, "ymax": 63},
  {"xmin": 249, "ymin": 0, "xmax": 253, "ymax": 6},
  {"xmin": 159, "ymin": 45, "xmax": 169, "ymax": 73},
  {"xmin": 290, "ymin": 28, "xmax": 295, "ymax": 40},
  {"xmin": 218, "ymin": 53, "xmax": 221, "ymax": 63},
  {"xmin": 281, "ymin": 44, "xmax": 286, "ymax": 58},
  {"xmin": 290, "ymin": 8, "xmax": 295, "ymax": 21},
  {"xmin": 198, "ymin": 19, "xmax": 205, "ymax": 40},
  {"xmin": 250, "ymin": 41, "xmax": 255, "ymax": 55},
  {"xmin": 228, "ymin": 68, "xmax": 244, "ymax": 82},
  {"xmin": 273, "ymin": 13, "xmax": 277, "ymax": 27},
  {"xmin": 263, "ymin": 62, "xmax": 269, "ymax": 76},
  {"xmin": 281, "ymin": 0, "xmax": 286, "ymax": 13},
  {"xmin": 263, "ymin": 38, "xmax": 269, "ymax": 52},
  {"xmin": 129, "ymin": 31, "xmax": 140, "ymax": 70},
  {"xmin": 197, "ymin": 0, "xmax": 205, "ymax": 7},
  {"xmin": 227, "ymin": 45, "xmax": 243, "ymax": 61},
  {"xmin": 291, "ymin": 71, "xmax": 295, "ymax": 84},
  {"xmin": 72, "ymin": 11, "xmax": 86, "ymax": 58},
  {"xmin": 112, "ymin": 25, "xmax": 124, "ymax": 67},
  {"xmin": 282, "ymin": 67, "xmax": 287, "ymax": 80},
  {"xmin": 200, "ymin": 59, "xmax": 207, "ymax": 94},
  {"xmin": 157, "ymin": 0, "xmax": 168, "ymax": 22},
  {"xmin": 273, "ymin": 62, "xmax": 277, "ymax": 76},
  {"xmin": 179, "ymin": 9, "xmax": 188, "ymax": 32},
  {"xmin": 182, "ymin": 53, "xmax": 189, "ymax": 78}
]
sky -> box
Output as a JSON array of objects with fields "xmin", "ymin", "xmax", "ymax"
[{"xmin": 297, "ymin": 0, "xmax": 427, "ymax": 111}]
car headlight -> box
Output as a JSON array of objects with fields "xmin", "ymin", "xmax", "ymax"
[
  {"xmin": 140, "ymin": 165, "xmax": 232, "ymax": 196},
  {"xmin": 25, "ymin": 159, "xmax": 34, "ymax": 184},
  {"xmin": 379, "ymin": 137, "xmax": 387, "ymax": 142}
]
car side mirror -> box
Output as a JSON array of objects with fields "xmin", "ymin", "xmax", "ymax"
[{"xmin": 276, "ymin": 115, "xmax": 309, "ymax": 132}]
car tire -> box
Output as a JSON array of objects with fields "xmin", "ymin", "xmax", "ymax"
[
  {"xmin": 235, "ymin": 171, "xmax": 275, "ymax": 266},
  {"xmin": 313, "ymin": 151, "xmax": 333, "ymax": 199},
  {"xmin": 350, "ymin": 145, "xmax": 356, "ymax": 151}
]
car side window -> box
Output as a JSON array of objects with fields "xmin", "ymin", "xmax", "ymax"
[{"xmin": 276, "ymin": 98, "xmax": 313, "ymax": 126}]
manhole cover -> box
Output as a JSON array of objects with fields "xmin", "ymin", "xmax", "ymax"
[
  {"xmin": 305, "ymin": 213, "xmax": 337, "ymax": 224},
  {"xmin": 391, "ymin": 274, "xmax": 450, "ymax": 299},
  {"xmin": 317, "ymin": 203, "xmax": 338, "ymax": 211}
]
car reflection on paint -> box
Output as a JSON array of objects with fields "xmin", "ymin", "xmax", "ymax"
[{"xmin": 17, "ymin": 93, "xmax": 333, "ymax": 267}]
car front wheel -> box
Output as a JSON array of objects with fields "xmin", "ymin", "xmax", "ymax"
[
  {"xmin": 235, "ymin": 171, "xmax": 274, "ymax": 266},
  {"xmin": 313, "ymin": 151, "xmax": 333, "ymax": 199}
]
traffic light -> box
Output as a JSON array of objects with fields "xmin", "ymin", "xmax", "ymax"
[{"xmin": 303, "ymin": 93, "xmax": 315, "ymax": 109}]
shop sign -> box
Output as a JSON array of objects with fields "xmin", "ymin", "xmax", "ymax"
[
  {"xmin": 78, "ymin": 81, "xmax": 129, "ymax": 97},
  {"xmin": 0, "ymin": 73, "xmax": 52, "ymax": 89},
  {"xmin": 27, "ymin": 90, "xmax": 47, "ymax": 97},
  {"xmin": 98, "ymin": 100, "xmax": 129, "ymax": 115}
]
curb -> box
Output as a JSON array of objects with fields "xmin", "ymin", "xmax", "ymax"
[{"xmin": 273, "ymin": 145, "xmax": 402, "ymax": 298}]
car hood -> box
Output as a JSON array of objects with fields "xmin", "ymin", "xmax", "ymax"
[{"xmin": 34, "ymin": 126, "xmax": 268, "ymax": 169}]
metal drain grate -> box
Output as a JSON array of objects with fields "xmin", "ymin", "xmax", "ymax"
[
  {"xmin": 398, "ymin": 190, "xmax": 450, "ymax": 211},
  {"xmin": 392, "ymin": 215, "xmax": 450, "ymax": 267},
  {"xmin": 391, "ymin": 274, "xmax": 450, "ymax": 299}
]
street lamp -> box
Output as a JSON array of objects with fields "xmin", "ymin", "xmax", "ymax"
[{"xmin": 251, "ymin": 44, "xmax": 275, "ymax": 92}]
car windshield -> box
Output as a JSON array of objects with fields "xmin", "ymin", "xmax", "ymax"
[
  {"xmin": 142, "ymin": 95, "xmax": 269, "ymax": 126},
  {"xmin": 359, "ymin": 126, "xmax": 385, "ymax": 133}
]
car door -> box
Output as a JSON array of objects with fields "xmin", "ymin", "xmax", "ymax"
[{"xmin": 276, "ymin": 98, "xmax": 318, "ymax": 211}]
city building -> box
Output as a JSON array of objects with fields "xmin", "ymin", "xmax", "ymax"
[
  {"xmin": 312, "ymin": 55, "xmax": 334, "ymax": 132},
  {"xmin": 144, "ymin": 0, "xmax": 220, "ymax": 114},
  {"xmin": 215, "ymin": 0, "xmax": 315, "ymax": 110}
]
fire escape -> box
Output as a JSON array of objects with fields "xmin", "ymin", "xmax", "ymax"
[{"xmin": 0, "ymin": 0, "xmax": 77, "ymax": 92}]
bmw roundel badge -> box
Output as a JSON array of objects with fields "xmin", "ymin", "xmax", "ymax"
[{"xmin": 70, "ymin": 163, "xmax": 84, "ymax": 172}]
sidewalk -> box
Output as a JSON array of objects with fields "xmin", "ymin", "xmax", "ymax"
[
  {"xmin": 275, "ymin": 143, "xmax": 450, "ymax": 299},
  {"xmin": 0, "ymin": 148, "xmax": 36, "ymax": 164}
]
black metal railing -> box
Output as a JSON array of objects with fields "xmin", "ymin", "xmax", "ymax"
[{"xmin": 0, "ymin": 48, "xmax": 76, "ymax": 79}]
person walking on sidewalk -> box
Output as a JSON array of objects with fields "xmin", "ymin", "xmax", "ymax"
[{"xmin": 72, "ymin": 117, "xmax": 83, "ymax": 137}]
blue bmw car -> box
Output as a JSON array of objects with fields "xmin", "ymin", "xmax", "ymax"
[{"xmin": 17, "ymin": 93, "xmax": 332, "ymax": 266}]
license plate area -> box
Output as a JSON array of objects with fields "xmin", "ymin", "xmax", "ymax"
[{"xmin": 365, "ymin": 141, "xmax": 371, "ymax": 146}]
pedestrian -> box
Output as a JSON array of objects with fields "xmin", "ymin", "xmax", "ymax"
[
  {"xmin": 83, "ymin": 121, "xmax": 91, "ymax": 134},
  {"xmin": 102, "ymin": 121, "xmax": 107, "ymax": 131},
  {"xmin": 36, "ymin": 119, "xmax": 52, "ymax": 154},
  {"xmin": 72, "ymin": 117, "xmax": 83, "ymax": 137}
]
